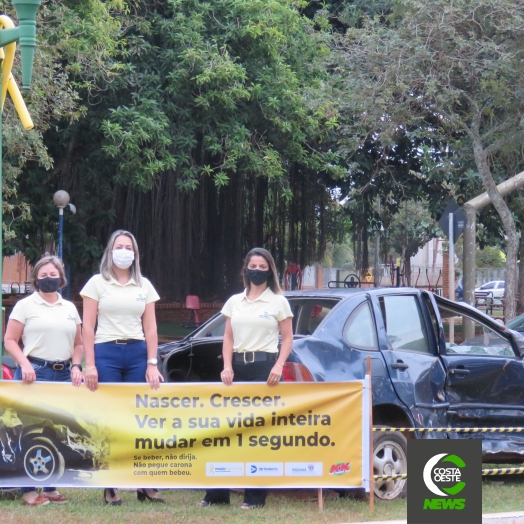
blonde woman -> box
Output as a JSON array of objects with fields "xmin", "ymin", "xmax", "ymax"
[
  {"xmin": 4, "ymin": 256, "xmax": 83, "ymax": 506},
  {"xmin": 81, "ymin": 230, "xmax": 164, "ymax": 505}
]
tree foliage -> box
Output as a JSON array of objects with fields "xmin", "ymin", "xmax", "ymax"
[
  {"xmin": 331, "ymin": 0, "xmax": 524, "ymax": 318},
  {"xmin": 1, "ymin": 0, "xmax": 122, "ymax": 248},
  {"xmin": 7, "ymin": 0, "xmax": 347, "ymax": 300}
]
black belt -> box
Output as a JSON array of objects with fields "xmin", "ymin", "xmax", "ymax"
[
  {"xmin": 27, "ymin": 357, "xmax": 71, "ymax": 371},
  {"xmin": 111, "ymin": 339, "xmax": 143, "ymax": 345},
  {"xmin": 233, "ymin": 352, "xmax": 277, "ymax": 364}
]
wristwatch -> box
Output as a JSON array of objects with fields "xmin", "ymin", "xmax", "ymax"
[
  {"xmin": 71, "ymin": 363, "xmax": 82, "ymax": 372},
  {"xmin": 147, "ymin": 358, "xmax": 158, "ymax": 366}
]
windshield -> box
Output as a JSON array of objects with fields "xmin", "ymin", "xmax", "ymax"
[
  {"xmin": 191, "ymin": 314, "xmax": 226, "ymax": 338},
  {"xmin": 188, "ymin": 297, "xmax": 341, "ymax": 339}
]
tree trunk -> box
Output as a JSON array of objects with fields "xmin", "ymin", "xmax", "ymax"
[
  {"xmin": 473, "ymin": 142, "xmax": 519, "ymax": 320},
  {"xmin": 518, "ymin": 232, "xmax": 524, "ymax": 316},
  {"xmin": 405, "ymin": 254, "xmax": 412, "ymax": 287}
]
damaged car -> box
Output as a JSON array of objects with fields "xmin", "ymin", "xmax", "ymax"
[
  {"xmin": 0, "ymin": 402, "xmax": 106, "ymax": 485},
  {"xmin": 158, "ymin": 288, "xmax": 524, "ymax": 501}
]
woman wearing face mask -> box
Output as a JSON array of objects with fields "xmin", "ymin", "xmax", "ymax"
[
  {"xmin": 201, "ymin": 247, "xmax": 293, "ymax": 510},
  {"xmin": 4, "ymin": 256, "xmax": 84, "ymax": 506},
  {"xmin": 80, "ymin": 230, "xmax": 164, "ymax": 505}
]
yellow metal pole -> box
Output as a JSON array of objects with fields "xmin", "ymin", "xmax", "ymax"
[
  {"xmin": 0, "ymin": 16, "xmax": 33, "ymax": 130},
  {"xmin": 6, "ymin": 74, "xmax": 33, "ymax": 129}
]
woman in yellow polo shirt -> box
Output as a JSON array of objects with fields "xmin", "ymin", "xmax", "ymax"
[
  {"xmin": 4, "ymin": 255, "xmax": 83, "ymax": 506},
  {"xmin": 202, "ymin": 247, "xmax": 293, "ymax": 510},
  {"xmin": 80, "ymin": 230, "xmax": 164, "ymax": 505}
]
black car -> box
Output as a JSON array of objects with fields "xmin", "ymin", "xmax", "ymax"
[{"xmin": 158, "ymin": 287, "xmax": 524, "ymax": 501}]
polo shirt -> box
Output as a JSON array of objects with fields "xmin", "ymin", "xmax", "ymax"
[
  {"xmin": 221, "ymin": 287, "xmax": 293, "ymax": 353},
  {"xmin": 9, "ymin": 292, "xmax": 81, "ymax": 360},
  {"xmin": 80, "ymin": 274, "xmax": 160, "ymax": 344}
]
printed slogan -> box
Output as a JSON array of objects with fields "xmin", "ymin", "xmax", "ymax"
[{"xmin": 0, "ymin": 381, "xmax": 368, "ymax": 489}]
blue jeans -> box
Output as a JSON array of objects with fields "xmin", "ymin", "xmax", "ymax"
[
  {"xmin": 15, "ymin": 362, "xmax": 71, "ymax": 494},
  {"xmin": 95, "ymin": 341, "xmax": 147, "ymax": 383}
]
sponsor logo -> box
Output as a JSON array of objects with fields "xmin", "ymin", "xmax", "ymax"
[
  {"xmin": 285, "ymin": 462, "xmax": 323, "ymax": 476},
  {"xmin": 206, "ymin": 463, "xmax": 244, "ymax": 476},
  {"xmin": 246, "ymin": 463, "xmax": 283, "ymax": 476},
  {"xmin": 259, "ymin": 311, "xmax": 270, "ymax": 319},
  {"xmin": 67, "ymin": 314, "xmax": 76, "ymax": 321},
  {"xmin": 423, "ymin": 454, "xmax": 466, "ymax": 510},
  {"xmin": 136, "ymin": 293, "xmax": 146, "ymax": 302},
  {"xmin": 329, "ymin": 462, "xmax": 351, "ymax": 475}
]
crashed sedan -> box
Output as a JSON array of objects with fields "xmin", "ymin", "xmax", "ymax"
[
  {"xmin": 158, "ymin": 287, "xmax": 524, "ymax": 501},
  {"xmin": 0, "ymin": 402, "xmax": 106, "ymax": 485}
]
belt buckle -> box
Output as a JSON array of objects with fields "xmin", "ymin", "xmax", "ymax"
[
  {"xmin": 52, "ymin": 363, "xmax": 65, "ymax": 371},
  {"xmin": 115, "ymin": 339, "xmax": 127, "ymax": 345},
  {"xmin": 243, "ymin": 352, "xmax": 255, "ymax": 364}
]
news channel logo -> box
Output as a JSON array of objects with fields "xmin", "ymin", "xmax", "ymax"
[{"xmin": 407, "ymin": 440, "xmax": 481, "ymax": 524}]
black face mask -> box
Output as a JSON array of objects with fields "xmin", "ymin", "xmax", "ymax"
[
  {"xmin": 38, "ymin": 277, "xmax": 62, "ymax": 293},
  {"xmin": 246, "ymin": 269, "xmax": 271, "ymax": 286}
]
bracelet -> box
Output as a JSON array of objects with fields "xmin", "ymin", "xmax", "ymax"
[
  {"xmin": 85, "ymin": 366, "xmax": 96, "ymax": 372},
  {"xmin": 274, "ymin": 363, "xmax": 283, "ymax": 369}
]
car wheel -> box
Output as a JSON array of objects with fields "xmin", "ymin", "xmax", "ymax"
[
  {"xmin": 373, "ymin": 428, "xmax": 408, "ymax": 501},
  {"xmin": 22, "ymin": 437, "xmax": 65, "ymax": 483}
]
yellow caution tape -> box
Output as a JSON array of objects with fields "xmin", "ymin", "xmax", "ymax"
[
  {"xmin": 373, "ymin": 427, "xmax": 524, "ymax": 433},
  {"xmin": 373, "ymin": 469, "xmax": 524, "ymax": 481}
]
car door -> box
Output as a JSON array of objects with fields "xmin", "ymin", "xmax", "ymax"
[
  {"xmin": 428, "ymin": 294, "xmax": 524, "ymax": 429},
  {"xmin": 370, "ymin": 292, "xmax": 448, "ymax": 426}
]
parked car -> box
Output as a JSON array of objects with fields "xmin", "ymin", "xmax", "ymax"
[
  {"xmin": 506, "ymin": 313, "xmax": 524, "ymax": 333},
  {"xmin": 475, "ymin": 280, "xmax": 505, "ymax": 300},
  {"xmin": 158, "ymin": 288, "xmax": 524, "ymax": 501},
  {"xmin": 1, "ymin": 355, "xmax": 16, "ymax": 380}
]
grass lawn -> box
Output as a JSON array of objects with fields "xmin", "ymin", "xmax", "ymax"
[{"xmin": 1, "ymin": 476, "xmax": 523, "ymax": 524}]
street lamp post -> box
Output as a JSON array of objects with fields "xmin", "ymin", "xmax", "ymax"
[
  {"xmin": 0, "ymin": 1, "xmax": 41, "ymax": 377},
  {"xmin": 53, "ymin": 190, "xmax": 70, "ymax": 260}
]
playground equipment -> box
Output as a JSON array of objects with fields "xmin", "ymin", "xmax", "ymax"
[{"xmin": 0, "ymin": 0, "xmax": 41, "ymax": 379}]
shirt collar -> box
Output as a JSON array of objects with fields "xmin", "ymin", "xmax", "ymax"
[
  {"xmin": 32, "ymin": 291, "xmax": 65, "ymax": 306},
  {"xmin": 241, "ymin": 287, "xmax": 273, "ymax": 303},
  {"xmin": 108, "ymin": 275, "xmax": 137, "ymax": 287}
]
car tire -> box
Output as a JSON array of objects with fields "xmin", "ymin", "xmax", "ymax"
[
  {"xmin": 373, "ymin": 427, "xmax": 408, "ymax": 501},
  {"xmin": 22, "ymin": 436, "xmax": 65, "ymax": 483}
]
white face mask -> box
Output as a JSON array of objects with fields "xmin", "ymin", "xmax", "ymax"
[{"xmin": 112, "ymin": 249, "xmax": 134, "ymax": 269}]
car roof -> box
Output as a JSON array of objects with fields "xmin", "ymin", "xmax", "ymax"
[{"xmin": 283, "ymin": 287, "xmax": 424, "ymax": 299}]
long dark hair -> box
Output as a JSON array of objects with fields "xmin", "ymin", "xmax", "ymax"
[{"xmin": 241, "ymin": 247, "xmax": 283, "ymax": 294}]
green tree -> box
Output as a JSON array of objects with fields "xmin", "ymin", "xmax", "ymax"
[
  {"xmin": 386, "ymin": 200, "xmax": 439, "ymax": 285},
  {"xmin": 332, "ymin": 0, "xmax": 524, "ymax": 319},
  {"xmin": 1, "ymin": 0, "xmax": 122, "ymax": 248},
  {"xmin": 10, "ymin": 0, "xmax": 346, "ymax": 299}
]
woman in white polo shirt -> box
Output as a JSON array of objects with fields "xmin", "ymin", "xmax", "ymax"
[
  {"xmin": 4, "ymin": 255, "xmax": 83, "ymax": 506},
  {"xmin": 80, "ymin": 229, "xmax": 164, "ymax": 505},
  {"xmin": 202, "ymin": 247, "xmax": 293, "ymax": 510}
]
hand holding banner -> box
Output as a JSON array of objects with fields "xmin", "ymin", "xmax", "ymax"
[{"xmin": 0, "ymin": 381, "xmax": 368, "ymax": 489}]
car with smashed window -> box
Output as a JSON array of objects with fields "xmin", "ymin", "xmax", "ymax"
[
  {"xmin": 158, "ymin": 287, "xmax": 524, "ymax": 501},
  {"xmin": 0, "ymin": 401, "xmax": 106, "ymax": 485}
]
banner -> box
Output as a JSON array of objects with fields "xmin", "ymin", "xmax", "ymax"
[{"xmin": 0, "ymin": 380, "xmax": 369, "ymax": 489}]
